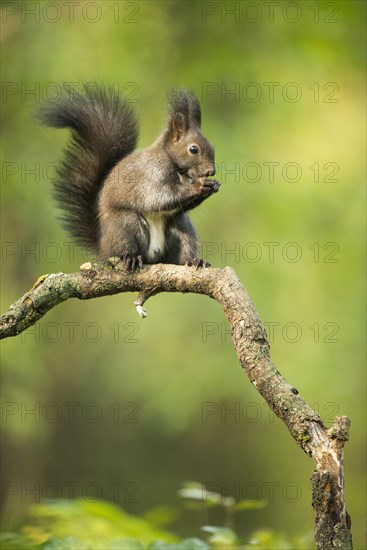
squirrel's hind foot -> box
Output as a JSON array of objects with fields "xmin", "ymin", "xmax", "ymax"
[{"xmin": 121, "ymin": 254, "xmax": 143, "ymax": 272}]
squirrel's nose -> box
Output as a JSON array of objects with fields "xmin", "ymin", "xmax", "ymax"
[{"xmin": 206, "ymin": 167, "xmax": 215, "ymax": 177}]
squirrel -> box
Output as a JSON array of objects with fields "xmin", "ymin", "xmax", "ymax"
[{"xmin": 38, "ymin": 84, "xmax": 220, "ymax": 271}]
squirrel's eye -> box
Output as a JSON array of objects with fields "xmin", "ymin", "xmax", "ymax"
[{"xmin": 189, "ymin": 145, "xmax": 199, "ymax": 154}]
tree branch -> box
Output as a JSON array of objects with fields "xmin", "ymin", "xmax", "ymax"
[{"xmin": 0, "ymin": 260, "xmax": 352, "ymax": 549}]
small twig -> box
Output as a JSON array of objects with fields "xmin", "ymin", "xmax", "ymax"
[{"xmin": 134, "ymin": 288, "xmax": 162, "ymax": 318}]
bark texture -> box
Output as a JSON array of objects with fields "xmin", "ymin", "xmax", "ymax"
[{"xmin": 0, "ymin": 260, "xmax": 352, "ymax": 549}]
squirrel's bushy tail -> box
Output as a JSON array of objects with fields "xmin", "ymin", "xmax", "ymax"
[{"xmin": 38, "ymin": 84, "xmax": 138, "ymax": 249}]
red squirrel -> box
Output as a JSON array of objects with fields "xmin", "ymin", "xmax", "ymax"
[{"xmin": 39, "ymin": 85, "xmax": 220, "ymax": 271}]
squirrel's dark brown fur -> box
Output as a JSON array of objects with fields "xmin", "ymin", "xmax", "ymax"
[{"xmin": 38, "ymin": 84, "xmax": 220, "ymax": 270}]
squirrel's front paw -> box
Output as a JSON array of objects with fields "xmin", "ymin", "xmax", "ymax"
[
  {"xmin": 197, "ymin": 178, "xmax": 221, "ymax": 197},
  {"xmin": 209, "ymin": 179, "xmax": 221, "ymax": 192},
  {"xmin": 120, "ymin": 253, "xmax": 143, "ymax": 272}
]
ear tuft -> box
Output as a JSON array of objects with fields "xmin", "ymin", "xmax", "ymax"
[
  {"xmin": 166, "ymin": 88, "xmax": 202, "ymax": 129},
  {"xmin": 188, "ymin": 92, "xmax": 201, "ymax": 128}
]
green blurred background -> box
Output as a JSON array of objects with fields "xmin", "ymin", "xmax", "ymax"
[{"xmin": 1, "ymin": 0, "xmax": 366, "ymax": 547}]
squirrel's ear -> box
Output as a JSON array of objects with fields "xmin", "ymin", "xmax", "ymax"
[{"xmin": 170, "ymin": 112, "xmax": 189, "ymax": 142}]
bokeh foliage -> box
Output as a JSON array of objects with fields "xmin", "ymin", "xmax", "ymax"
[{"xmin": 1, "ymin": 1, "xmax": 366, "ymax": 547}]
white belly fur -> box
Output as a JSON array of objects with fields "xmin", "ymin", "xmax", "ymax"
[{"xmin": 146, "ymin": 213, "xmax": 166, "ymax": 261}]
